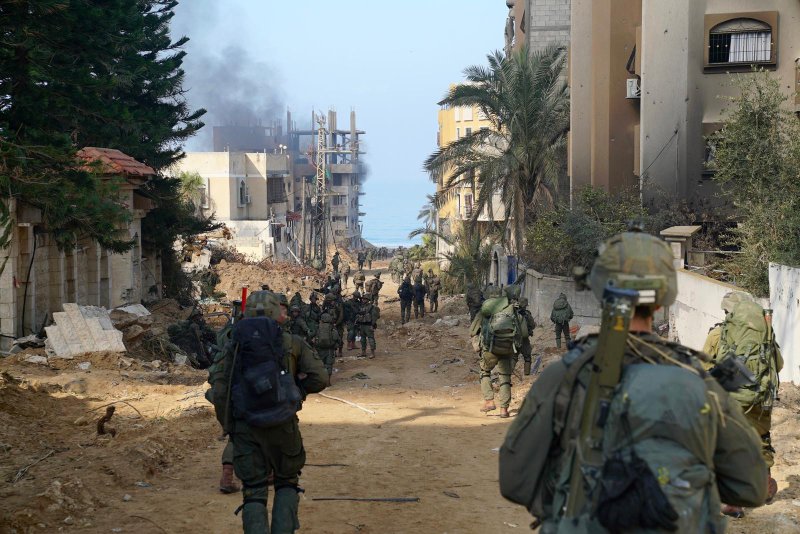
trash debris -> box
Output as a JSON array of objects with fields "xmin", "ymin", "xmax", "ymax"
[
  {"xmin": 13, "ymin": 334, "xmax": 45, "ymax": 349},
  {"xmin": 122, "ymin": 494, "xmax": 132, "ymax": 502},
  {"xmin": 77, "ymin": 362, "xmax": 91, "ymax": 371},
  {"xmin": 351, "ymin": 372, "xmax": 370, "ymax": 380},
  {"xmin": 443, "ymin": 491, "xmax": 460, "ymax": 499}
]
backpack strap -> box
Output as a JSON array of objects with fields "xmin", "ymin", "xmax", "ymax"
[{"xmin": 553, "ymin": 337, "xmax": 597, "ymax": 437}]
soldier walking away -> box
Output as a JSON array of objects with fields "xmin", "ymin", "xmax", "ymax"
[
  {"xmin": 498, "ymin": 232, "xmax": 767, "ymax": 533},
  {"xmin": 511, "ymin": 298, "xmax": 535, "ymax": 375},
  {"xmin": 398, "ymin": 276, "xmax": 414, "ymax": 324},
  {"xmin": 315, "ymin": 313, "xmax": 341, "ymax": 382},
  {"xmin": 413, "ymin": 279, "xmax": 427, "ymax": 319},
  {"xmin": 285, "ymin": 305, "xmax": 311, "ymax": 341},
  {"xmin": 331, "ymin": 251, "xmax": 341, "ymax": 274},
  {"xmin": 208, "ymin": 290, "xmax": 328, "ymax": 533},
  {"xmin": 353, "ymin": 270, "xmax": 366, "ymax": 293},
  {"xmin": 471, "ymin": 285, "xmax": 523, "ymax": 419},
  {"xmin": 341, "ymin": 261, "xmax": 351, "ymax": 288},
  {"xmin": 550, "ymin": 292, "xmax": 573, "ymax": 348},
  {"xmin": 357, "ymin": 251, "xmax": 366, "ymax": 271},
  {"xmin": 356, "ymin": 293, "xmax": 380, "ymax": 358},
  {"xmin": 704, "ymin": 295, "xmax": 783, "ymax": 518},
  {"xmin": 305, "ymin": 293, "xmax": 322, "ymax": 340},
  {"xmin": 366, "ymin": 248, "xmax": 374, "ymax": 270},
  {"xmin": 344, "ymin": 291, "xmax": 361, "ymax": 351},
  {"xmin": 465, "ymin": 283, "xmax": 484, "ymax": 321},
  {"xmin": 322, "ymin": 293, "xmax": 344, "ymax": 358},
  {"xmin": 365, "ymin": 272, "xmax": 383, "ymax": 305},
  {"xmin": 427, "ymin": 270, "xmax": 441, "ymax": 313}
]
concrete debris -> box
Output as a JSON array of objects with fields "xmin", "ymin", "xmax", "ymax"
[
  {"xmin": 24, "ymin": 355, "xmax": 49, "ymax": 365},
  {"xmin": 434, "ymin": 316, "xmax": 460, "ymax": 328},
  {"xmin": 45, "ymin": 304, "xmax": 126, "ymax": 359},
  {"xmin": 77, "ymin": 362, "xmax": 91, "ymax": 371},
  {"xmin": 122, "ymin": 325, "xmax": 146, "ymax": 343},
  {"xmin": 14, "ymin": 334, "xmax": 45, "ymax": 349},
  {"xmin": 116, "ymin": 304, "xmax": 151, "ymax": 317},
  {"xmin": 142, "ymin": 360, "xmax": 162, "ymax": 370},
  {"xmin": 173, "ymin": 354, "xmax": 188, "ymax": 366}
]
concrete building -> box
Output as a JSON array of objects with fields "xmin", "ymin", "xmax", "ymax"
[
  {"xmin": 0, "ymin": 148, "xmax": 162, "ymax": 349},
  {"xmin": 434, "ymin": 93, "xmax": 505, "ymax": 258},
  {"xmin": 504, "ymin": 0, "xmax": 571, "ymax": 55},
  {"xmin": 569, "ymin": 0, "xmax": 800, "ymax": 202},
  {"xmin": 174, "ymin": 151, "xmax": 297, "ymax": 261},
  {"xmin": 175, "ymin": 108, "xmax": 367, "ymax": 261}
]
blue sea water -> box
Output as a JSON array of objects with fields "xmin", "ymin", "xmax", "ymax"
[{"xmin": 362, "ymin": 219, "xmax": 422, "ymax": 249}]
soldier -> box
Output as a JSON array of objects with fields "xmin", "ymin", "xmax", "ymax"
[
  {"xmin": 331, "ymin": 251, "xmax": 341, "ymax": 274},
  {"xmin": 353, "ymin": 269, "xmax": 366, "ymax": 293},
  {"xmin": 357, "ymin": 251, "xmax": 366, "ymax": 271},
  {"xmin": 356, "ymin": 293, "xmax": 380, "ymax": 358},
  {"xmin": 305, "ymin": 293, "xmax": 322, "ymax": 339},
  {"xmin": 465, "ymin": 283, "xmax": 484, "ymax": 321},
  {"xmin": 411, "ymin": 263, "xmax": 422, "ymax": 284},
  {"xmin": 366, "ymin": 248, "xmax": 374, "ymax": 270},
  {"xmin": 314, "ymin": 312, "xmax": 340, "ymax": 381},
  {"xmin": 341, "ymin": 261, "xmax": 351, "ymax": 288},
  {"xmin": 210, "ymin": 291, "xmax": 328, "ymax": 533},
  {"xmin": 365, "ymin": 272, "xmax": 383, "ymax": 305},
  {"xmin": 324, "ymin": 290, "xmax": 345, "ymax": 358},
  {"xmin": 472, "ymin": 285, "xmax": 521, "ymax": 418},
  {"xmin": 704, "ymin": 296, "xmax": 783, "ymax": 518},
  {"xmin": 398, "ymin": 276, "xmax": 414, "ymax": 324},
  {"xmin": 511, "ymin": 297, "xmax": 536, "ymax": 375},
  {"xmin": 285, "ymin": 305, "xmax": 311, "ymax": 340},
  {"xmin": 550, "ymin": 292, "xmax": 573, "ymax": 348},
  {"xmin": 343, "ymin": 290, "xmax": 361, "ymax": 351},
  {"xmin": 499, "ymin": 232, "xmax": 767, "ymax": 532},
  {"xmin": 427, "ymin": 269, "xmax": 441, "ymax": 313},
  {"xmin": 413, "ymin": 279, "xmax": 427, "ymax": 319}
]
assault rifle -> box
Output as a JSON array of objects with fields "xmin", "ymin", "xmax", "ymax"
[{"xmin": 564, "ymin": 284, "xmax": 640, "ymax": 518}]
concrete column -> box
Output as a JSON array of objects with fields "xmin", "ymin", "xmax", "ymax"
[{"xmin": 0, "ymin": 214, "xmax": 19, "ymax": 349}]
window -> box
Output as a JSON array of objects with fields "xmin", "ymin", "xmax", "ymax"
[
  {"xmin": 462, "ymin": 107, "xmax": 473, "ymax": 121},
  {"xmin": 455, "ymin": 107, "xmax": 461, "ymax": 122},
  {"xmin": 332, "ymin": 216, "xmax": 347, "ymax": 223},
  {"xmin": 332, "ymin": 194, "xmax": 346, "ymax": 206},
  {"xmin": 456, "ymin": 128, "xmax": 460, "ymax": 139},
  {"xmin": 267, "ymin": 177, "xmax": 286, "ymax": 203},
  {"xmin": 465, "ymin": 127, "xmax": 472, "ymax": 136},
  {"xmin": 704, "ymin": 13, "xmax": 778, "ymax": 70},
  {"xmin": 333, "ymin": 174, "xmax": 343, "ymax": 186},
  {"xmin": 238, "ymin": 179, "xmax": 247, "ymax": 207}
]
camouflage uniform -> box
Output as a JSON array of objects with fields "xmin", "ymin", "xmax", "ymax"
[
  {"xmin": 550, "ymin": 293, "xmax": 573, "ymax": 348},
  {"xmin": 331, "ymin": 251, "xmax": 340, "ymax": 274},
  {"xmin": 397, "ymin": 278, "xmax": 413, "ymax": 324},
  {"xmin": 356, "ymin": 296, "xmax": 380, "ymax": 358},
  {"xmin": 465, "ymin": 284, "xmax": 483, "ymax": 321},
  {"xmin": 315, "ymin": 313, "xmax": 341, "ymax": 377},
  {"xmin": 511, "ymin": 298, "xmax": 535, "ymax": 375},
  {"xmin": 353, "ymin": 271, "xmax": 366, "ymax": 293},
  {"xmin": 499, "ymin": 233, "xmax": 768, "ymax": 533}
]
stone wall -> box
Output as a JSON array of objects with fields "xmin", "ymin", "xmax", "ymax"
[
  {"xmin": 520, "ymin": 268, "xmax": 600, "ymax": 327},
  {"xmin": 527, "ymin": 0, "xmax": 571, "ymax": 51},
  {"xmin": 769, "ymin": 263, "xmax": 800, "ymax": 384}
]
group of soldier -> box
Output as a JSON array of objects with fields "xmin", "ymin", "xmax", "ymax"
[
  {"xmin": 396, "ymin": 267, "xmax": 442, "ymax": 323},
  {"xmin": 497, "ymin": 231, "xmax": 783, "ymax": 531}
]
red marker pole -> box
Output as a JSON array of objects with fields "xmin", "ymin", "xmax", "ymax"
[{"xmin": 241, "ymin": 287, "xmax": 248, "ymax": 315}]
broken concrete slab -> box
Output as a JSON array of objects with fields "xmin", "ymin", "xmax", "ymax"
[
  {"xmin": 116, "ymin": 304, "xmax": 151, "ymax": 317},
  {"xmin": 45, "ymin": 304, "xmax": 126, "ymax": 358}
]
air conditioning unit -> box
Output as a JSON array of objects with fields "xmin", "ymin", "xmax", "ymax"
[
  {"xmin": 245, "ymin": 194, "xmax": 252, "ymax": 204},
  {"xmin": 626, "ymin": 78, "xmax": 641, "ymax": 99}
]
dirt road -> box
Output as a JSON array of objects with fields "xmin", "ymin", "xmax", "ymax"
[{"xmin": 2, "ymin": 268, "xmax": 799, "ymax": 533}]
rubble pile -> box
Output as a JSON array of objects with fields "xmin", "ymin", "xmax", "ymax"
[{"xmin": 214, "ymin": 259, "xmax": 324, "ymax": 301}]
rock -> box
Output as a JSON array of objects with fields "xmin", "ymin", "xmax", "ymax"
[
  {"xmin": 142, "ymin": 360, "xmax": 162, "ymax": 370},
  {"xmin": 173, "ymin": 354, "xmax": 188, "ymax": 366},
  {"xmin": 116, "ymin": 304, "xmax": 151, "ymax": 317},
  {"xmin": 122, "ymin": 325, "xmax": 146, "ymax": 343},
  {"xmin": 0, "ymin": 442, "xmax": 11, "ymax": 453},
  {"xmin": 73, "ymin": 416, "xmax": 90, "ymax": 426},
  {"xmin": 134, "ymin": 481, "xmax": 152, "ymax": 488},
  {"xmin": 122, "ymin": 494, "xmax": 132, "ymax": 502},
  {"xmin": 77, "ymin": 362, "xmax": 91, "ymax": 371},
  {"xmin": 63, "ymin": 516, "xmax": 74, "ymax": 525},
  {"xmin": 63, "ymin": 379, "xmax": 88, "ymax": 395},
  {"xmin": 118, "ymin": 357, "xmax": 133, "ymax": 369},
  {"xmin": 109, "ymin": 310, "xmax": 138, "ymax": 330},
  {"xmin": 24, "ymin": 355, "xmax": 48, "ymax": 365}
]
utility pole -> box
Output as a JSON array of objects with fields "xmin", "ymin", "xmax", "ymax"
[{"xmin": 311, "ymin": 114, "xmax": 328, "ymax": 270}]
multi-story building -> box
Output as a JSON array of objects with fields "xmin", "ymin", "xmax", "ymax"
[
  {"xmin": 174, "ymin": 108, "xmax": 367, "ymax": 261},
  {"xmin": 504, "ymin": 0, "xmax": 571, "ymax": 55},
  {"xmin": 434, "ymin": 90, "xmax": 505, "ymax": 258},
  {"xmin": 569, "ymin": 0, "xmax": 800, "ymax": 202}
]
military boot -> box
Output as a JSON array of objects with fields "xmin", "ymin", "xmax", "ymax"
[
  {"xmin": 721, "ymin": 504, "xmax": 744, "ymax": 519},
  {"xmin": 369, "ymin": 348, "xmax": 375, "ymax": 359},
  {"xmin": 219, "ymin": 464, "xmax": 240, "ymax": 494},
  {"xmin": 767, "ymin": 472, "xmax": 778, "ymax": 503},
  {"xmin": 241, "ymin": 501, "xmax": 268, "ymax": 533},
  {"xmin": 523, "ymin": 361, "xmax": 531, "ymax": 376},
  {"xmin": 360, "ymin": 348, "xmax": 367, "ymax": 358},
  {"xmin": 555, "ymin": 337, "xmax": 562, "ymax": 349},
  {"xmin": 348, "ymin": 340, "xmax": 355, "ymax": 351},
  {"xmin": 480, "ymin": 400, "xmax": 496, "ymax": 413},
  {"xmin": 499, "ymin": 407, "xmax": 510, "ymax": 419},
  {"xmin": 271, "ymin": 487, "xmax": 300, "ymax": 533}
]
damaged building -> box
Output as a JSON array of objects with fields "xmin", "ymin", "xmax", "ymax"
[{"xmin": 0, "ymin": 148, "xmax": 162, "ymax": 351}]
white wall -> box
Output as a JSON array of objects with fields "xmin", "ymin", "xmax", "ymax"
[{"xmin": 770, "ymin": 263, "xmax": 800, "ymax": 384}]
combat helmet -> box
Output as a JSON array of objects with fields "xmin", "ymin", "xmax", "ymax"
[
  {"xmin": 721, "ymin": 291, "xmax": 753, "ymax": 314},
  {"xmin": 588, "ymin": 232, "xmax": 677, "ymax": 308},
  {"xmin": 504, "ymin": 285, "xmax": 521, "ymax": 302},
  {"xmin": 243, "ymin": 290, "xmax": 284, "ymax": 320},
  {"xmin": 519, "ymin": 297, "xmax": 528, "ymax": 308}
]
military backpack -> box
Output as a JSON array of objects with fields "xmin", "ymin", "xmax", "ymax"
[
  {"xmin": 480, "ymin": 297, "xmax": 519, "ymax": 357},
  {"xmin": 315, "ymin": 321, "xmax": 337, "ymax": 350}
]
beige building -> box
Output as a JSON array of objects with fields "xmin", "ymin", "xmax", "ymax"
[
  {"xmin": 173, "ymin": 151, "xmax": 297, "ymax": 260},
  {"xmin": 0, "ymin": 148, "xmax": 162, "ymax": 349},
  {"xmin": 569, "ymin": 0, "xmax": 800, "ymax": 202},
  {"xmin": 505, "ymin": 0, "xmax": 571, "ymax": 55}
]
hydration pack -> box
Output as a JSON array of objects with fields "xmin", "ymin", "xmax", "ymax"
[
  {"xmin": 230, "ymin": 317, "xmax": 302, "ymax": 427},
  {"xmin": 480, "ymin": 297, "xmax": 519, "ymax": 357}
]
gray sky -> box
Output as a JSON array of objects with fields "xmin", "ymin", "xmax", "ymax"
[{"xmin": 173, "ymin": 0, "xmax": 506, "ymax": 247}]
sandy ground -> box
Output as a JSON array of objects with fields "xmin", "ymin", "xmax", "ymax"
[{"xmin": 1, "ymin": 264, "xmax": 799, "ymax": 533}]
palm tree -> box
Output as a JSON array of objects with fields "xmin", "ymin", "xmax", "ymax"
[
  {"xmin": 417, "ymin": 193, "xmax": 438, "ymax": 232},
  {"xmin": 424, "ymin": 44, "xmax": 569, "ymax": 254}
]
